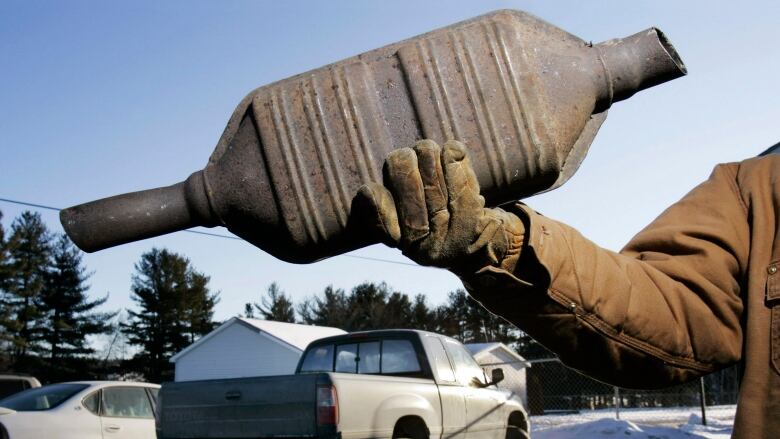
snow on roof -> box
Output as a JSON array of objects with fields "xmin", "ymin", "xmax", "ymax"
[
  {"xmin": 465, "ymin": 342, "xmax": 503, "ymax": 356},
  {"xmin": 237, "ymin": 318, "xmax": 346, "ymax": 351},
  {"xmin": 170, "ymin": 317, "xmax": 346, "ymax": 363},
  {"xmin": 465, "ymin": 342, "xmax": 530, "ymax": 368}
]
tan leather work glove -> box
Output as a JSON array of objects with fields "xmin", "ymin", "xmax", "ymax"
[{"xmin": 354, "ymin": 139, "xmax": 525, "ymax": 276}]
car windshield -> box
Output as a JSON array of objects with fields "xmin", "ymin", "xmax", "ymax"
[{"xmin": 0, "ymin": 383, "xmax": 89, "ymax": 411}]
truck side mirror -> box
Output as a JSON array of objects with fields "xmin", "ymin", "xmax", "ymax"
[{"xmin": 490, "ymin": 368, "xmax": 504, "ymax": 386}]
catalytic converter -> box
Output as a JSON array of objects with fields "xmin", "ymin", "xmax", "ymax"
[{"xmin": 61, "ymin": 10, "xmax": 686, "ymax": 263}]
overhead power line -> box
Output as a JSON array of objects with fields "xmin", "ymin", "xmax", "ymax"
[
  {"xmin": 0, "ymin": 197, "xmax": 427, "ymax": 268},
  {"xmin": 0, "ymin": 197, "xmax": 61, "ymax": 212}
]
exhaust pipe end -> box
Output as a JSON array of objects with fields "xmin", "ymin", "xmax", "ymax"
[
  {"xmin": 60, "ymin": 171, "xmax": 218, "ymax": 253},
  {"xmin": 596, "ymin": 27, "xmax": 687, "ymax": 105}
]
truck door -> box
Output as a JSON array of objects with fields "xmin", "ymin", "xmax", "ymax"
[
  {"xmin": 423, "ymin": 335, "xmax": 467, "ymax": 438},
  {"xmin": 442, "ymin": 339, "xmax": 504, "ymax": 439}
]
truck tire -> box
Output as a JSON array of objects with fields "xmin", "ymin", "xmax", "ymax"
[
  {"xmin": 392, "ymin": 416, "xmax": 429, "ymax": 439},
  {"xmin": 506, "ymin": 412, "xmax": 530, "ymax": 439},
  {"xmin": 505, "ymin": 425, "xmax": 530, "ymax": 439}
]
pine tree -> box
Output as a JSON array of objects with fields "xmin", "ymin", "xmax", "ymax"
[
  {"xmin": 382, "ymin": 290, "xmax": 413, "ymax": 329},
  {"xmin": 0, "ymin": 210, "xmax": 8, "ymax": 292},
  {"xmin": 122, "ymin": 248, "xmax": 218, "ymax": 382},
  {"xmin": 248, "ymin": 283, "xmax": 295, "ymax": 323},
  {"xmin": 39, "ymin": 235, "xmax": 116, "ymax": 362},
  {"xmin": 181, "ymin": 269, "xmax": 219, "ymax": 343},
  {"xmin": 409, "ymin": 294, "xmax": 437, "ymax": 332},
  {"xmin": 435, "ymin": 290, "xmax": 470, "ymax": 340},
  {"xmin": 3, "ymin": 212, "xmax": 51, "ymax": 364},
  {"xmin": 299, "ymin": 282, "xmax": 416, "ymax": 331},
  {"xmin": 243, "ymin": 303, "xmax": 255, "ymax": 319},
  {"xmin": 298, "ymin": 285, "xmax": 349, "ymax": 328},
  {"xmin": 436, "ymin": 290, "xmax": 521, "ymax": 346},
  {"xmin": 515, "ymin": 332, "xmax": 554, "ymax": 359},
  {"xmin": 347, "ymin": 282, "xmax": 390, "ymax": 331},
  {"xmin": 0, "ymin": 210, "xmax": 11, "ymax": 361}
]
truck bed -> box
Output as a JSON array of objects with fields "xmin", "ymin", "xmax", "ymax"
[{"xmin": 159, "ymin": 373, "xmax": 330, "ymax": 439}]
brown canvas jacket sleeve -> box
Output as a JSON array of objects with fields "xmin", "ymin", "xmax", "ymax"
[{"xmin": 461, "ymin": 163, "xmax": 750, "ymax": 389}]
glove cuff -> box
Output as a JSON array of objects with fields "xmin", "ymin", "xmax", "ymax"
[
  {"xmin": 496, "ymin": 207, "xmax": 526, "ymax": 273},
  {"xmin": 449, "ymin": 206, "xmax": 526, "ymax": 277}
]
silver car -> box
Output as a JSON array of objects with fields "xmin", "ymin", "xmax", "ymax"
[{"xmin": 0, "ymin": 381, "xmax": 159, "ymax": 439}]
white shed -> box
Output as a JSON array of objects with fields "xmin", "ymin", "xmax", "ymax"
[
  {"xmin": 170, "ymin": 317, "xmax": 346, "ymax": 382},
  {"xmin": 466, "ymin": 342, "xmax": 531, "ymax": 407}
]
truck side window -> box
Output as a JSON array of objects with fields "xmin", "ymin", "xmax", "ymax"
[
  {"xmin": 335, "ymin": 344, "xmax": 358, "ymax": 373},
  {"xmin": 358, "ymin": 342, "xmax": 381, "ymax": 374},
  {"xmin": 381, "ymin": 339, "xmax": 421, "ymax": 374},
  {"xmin": 443, "ymin": 339, "xmax": 486, "ymax": 387},
  {"xmin": 300, "ymin": 344, "xmax": 335, "ymax": 373},
  {"xmin": 424, "ymin": 337, "xmax": 456, "ymax": 382}
]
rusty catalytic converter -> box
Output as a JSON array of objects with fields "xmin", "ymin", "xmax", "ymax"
[{"xmin": 61, "ymin": 10, "xmax": 686, "ymax": 263}]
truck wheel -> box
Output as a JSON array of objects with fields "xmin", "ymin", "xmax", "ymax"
[
  {"xmin": 505, "ymin": 425, "xmax": 529, "ymax": 439},
  {"xmin": 506, "ymin": 412, "xmax": 530, "ymax": 439},
  {"xmin": 392, "ymin": 416, "xmax": 429, "ymax": 439}
]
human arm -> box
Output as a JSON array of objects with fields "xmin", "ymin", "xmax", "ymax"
[{"xmin": 356, "ymin": 140, "xmax": 749, "ymax": 388}]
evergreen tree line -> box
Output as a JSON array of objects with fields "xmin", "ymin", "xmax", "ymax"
[
  {"xmin": 245, "ymin": 282, "xmax": 549, "ymax": 357},
  {"xmin": 0, "ymin": 208, "xmax": 546, "ymax": 385},
  {"xmin": 0, "ymin": 210, "xmax": 219, "ymax": 384},
  {"xmin": 0, "ymin": 210, "xmax": 114, "ymax": 382}
]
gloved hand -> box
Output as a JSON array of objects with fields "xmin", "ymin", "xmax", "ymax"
[{"xmin": 354, "ymin": 139, "xmax": 526, "ymax": 276}]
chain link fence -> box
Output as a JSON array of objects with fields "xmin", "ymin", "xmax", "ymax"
[{"xmin": 489, "ymin": 357, "xmax": 739, "ymax": 429}]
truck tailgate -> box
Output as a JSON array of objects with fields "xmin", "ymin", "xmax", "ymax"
[{"xmin": 160, "ymin": 373, "xmax": 326, "ymax": 438}]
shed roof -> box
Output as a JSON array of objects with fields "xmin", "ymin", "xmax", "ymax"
[
  {"xmin": 466, "ymin": 342, "xmax": 503, "ymax": 356},
  {"xmin": 170, "ymin": 317, "xmax": 345, "ymax": 363},
  {"xmin": 465, "ymin": 342, "xmax": 531, "ymax": 368},
  {"xmin": 238, "ymin": 318, "xmax": 346, "ymax": 350}
]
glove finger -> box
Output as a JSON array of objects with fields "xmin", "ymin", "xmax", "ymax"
[
  {"xmin": 384, "ymin": 147, "xmax": 429, "ymax": 246},
  {"xmin": 441, "ymin": 140, "xmax": 484, "ymax": 214},
  {"xmin": 413, "ymin": 139, "xmax": 449, "ymax": 231},
  {"xmin": 395, "ymin": 140, "xmax": 450, "ymax": 264},
  {"xmin": 353, "ymin": 183, "xmax": 401, "ymax": 246}
]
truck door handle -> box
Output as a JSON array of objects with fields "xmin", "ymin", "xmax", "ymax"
[
  {"xmin": 105, "ymin": 424, "xmax": 121, "ymax": 432},
  {"xmin": 225, "ymin": 390, "xmax": 242, "ymax": 401}
]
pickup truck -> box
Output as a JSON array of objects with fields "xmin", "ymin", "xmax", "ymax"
[{"xmin": 158, "ymin": 329, "xmax": 529, "ymax": 439}]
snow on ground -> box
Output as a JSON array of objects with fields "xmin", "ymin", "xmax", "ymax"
[
  {"xmin": 532, "ymin": 417, "xmax": 733, "ymax": 439},
  {"xmin": 531, "ymin": 405, "xmax": 736, "ymax": 439}
]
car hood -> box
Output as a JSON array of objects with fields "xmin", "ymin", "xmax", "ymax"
[{"xmin": 0, "ymin": 407, "xmax": 16, "ymax": 416}]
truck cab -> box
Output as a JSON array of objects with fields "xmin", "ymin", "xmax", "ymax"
[{"xmin": 159, "ymin": 329, "xmax": 528, "ymax": 439}]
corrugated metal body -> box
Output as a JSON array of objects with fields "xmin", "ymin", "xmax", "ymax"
[{"xmin": 61, "ymin": 9, "xmax": 687, "ymax": 263}]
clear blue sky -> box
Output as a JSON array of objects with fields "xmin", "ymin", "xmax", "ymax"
[{"xmin": 2, "ymin": 0, "xmax": 778, "ymax": 322}]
